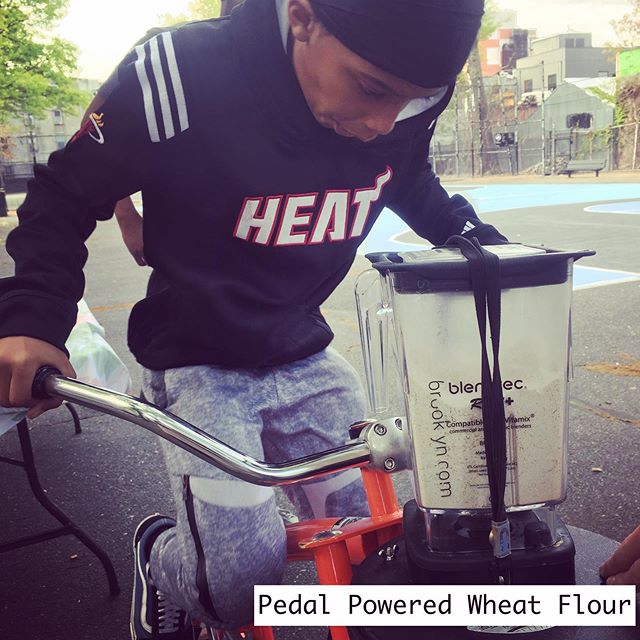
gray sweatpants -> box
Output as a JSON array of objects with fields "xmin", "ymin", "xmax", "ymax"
[{"xmin": 142, "ymin": 347, "xmax": 370, "ymax": 629}]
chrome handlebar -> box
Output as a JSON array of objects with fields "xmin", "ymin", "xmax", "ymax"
[{"xmin": 36, "ymin": 369, "xmax": 374, "ymax": 487}]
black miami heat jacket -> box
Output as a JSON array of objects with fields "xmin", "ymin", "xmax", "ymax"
[{"xmin": 0, "ymin": 0, "xmax": 505, "ymax": 369}]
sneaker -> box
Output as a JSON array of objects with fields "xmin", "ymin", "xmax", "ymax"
[
  {"xmin": 130, "ymin": 514, "xmax": 193, "ymax": 640},
  {"xmin": 204, "ymin": 627, "xmax": 252, "ymax": 640}
]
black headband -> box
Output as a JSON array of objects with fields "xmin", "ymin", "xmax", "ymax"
[{"xmin": 309, "ymin": 0, "xmax": 484, "ymax": 88}]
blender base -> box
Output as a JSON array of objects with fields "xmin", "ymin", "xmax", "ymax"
[
  {"xmin": 349, "ymin": 531, "xmax": 575, "ymax": 640},
  {"xmin": 348, "ymin": 521, "xmax": 640, "ymax": 640},
  {"xmin": 403, "ymin": 500, "xmax": 576, "ymax": 585}
]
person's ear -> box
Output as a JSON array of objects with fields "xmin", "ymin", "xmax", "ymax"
[{"xmin": 288, "ymin": 0, "xmax": 322, "ymax": 44}]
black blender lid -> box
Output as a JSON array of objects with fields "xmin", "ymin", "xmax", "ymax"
[{"xmin": 366, "ymin": 244, "xmax": 595, "ymax": 293}]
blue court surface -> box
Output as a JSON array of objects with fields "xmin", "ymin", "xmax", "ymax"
[
  {"xmin": 445, "ymin": 183, "xmax": 640, "ymax": 214},
  {"xmin": 359, "ymin": 183, "xmax": 640, "ymax": 290}
]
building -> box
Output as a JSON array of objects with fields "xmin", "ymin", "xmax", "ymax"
[
  {"xmin": 516, "ymin": 33, "xmax": 615, "ymax": 96},
  {"xmin": 617, "ymin": 47, "xmax": 640, "ymax": 78},
  {"xmin": 516, "ymin": 76, "xmax": 616, "ymax": 172},
  {"xmin": 479, "ymin": 28, "xmax": 534, "ymax": 76},
  {"xmin": 2, "ymin": 78, "xmax": 101, "ymax": 192}
]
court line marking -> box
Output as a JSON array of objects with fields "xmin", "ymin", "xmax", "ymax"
[
  {"xmin": 572, "ymin": 265, "xmax": 640, "ymax": 291},
  {"xmin": 584, "ymin": 201, "xmax": 640, "ymax": 215}
]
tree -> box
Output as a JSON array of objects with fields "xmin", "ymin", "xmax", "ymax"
[
  {"xmin": 0, "ymin": 125, "xmax": 15, "ymax": 163},
  {"xmin": 466, "ymin": 0, "xmax": 500, "ymax": 174},
  {"xmin": 159, "ymin": 0, "xmax": 221, "ymax": 26},
  {"xmin": 608, "ymin": 2, "xmax": 640, "ymax": 168},
  {"xmin": 610, "ymin": 0, "xmax": 640, "ymax": 48},
  {"xmin": 0, "ymin": 123, "xmax": 14, "ymax": 214},
  {"xmin": 0, "ymin": 0, "xmax": 87, "ymax": 124}
]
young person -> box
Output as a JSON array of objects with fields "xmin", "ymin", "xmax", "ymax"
[{"xmin": 0, "ymin": 1, "xmax": 505, "ymax": 637}]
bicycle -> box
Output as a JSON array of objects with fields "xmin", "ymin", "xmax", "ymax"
[
  {"xmin": 32, "ymin": 365, "xmax": 407, "ymax": 640},
  {"xmin": 29, "ymin": 244, "xmax": 636, "ymax": 640}
]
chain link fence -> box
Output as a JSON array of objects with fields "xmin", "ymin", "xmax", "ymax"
[
  {"xmin": 426, "ymin": 79, "xmax": 639, "ymax": 177},
  {"xmin": 428, "ymin": 121, "xmax": 640, "ymax": 177},
  {"xmin": 1, "ymin": 116, "xmax": 639, "ymax": 192}
]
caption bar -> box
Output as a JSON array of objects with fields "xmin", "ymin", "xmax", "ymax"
[{"xmin": 254, "ymin": 585, "xmax": 636, "ymax": 627}]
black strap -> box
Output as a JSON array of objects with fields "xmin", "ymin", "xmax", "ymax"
[
  {"xmin": 183, "ymin": 475, "xmax": 220, "ymax": 619},
  {"xmin": 446, "ymin": 236, "xmax": 511, "ymax": 584}
]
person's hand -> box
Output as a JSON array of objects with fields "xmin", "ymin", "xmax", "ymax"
[
  {"xmin": 599, "ymin": 525, "xmax": 640, "ymax": 587},
  {"xmin": 0, "ymin": 336, "xmax": 76, "ymax": 419},
  {"xmin": 118, "ymin": 210, "xmax": 146, "ymax": 266}
]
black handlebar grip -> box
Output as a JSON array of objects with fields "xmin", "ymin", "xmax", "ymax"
[{"xmin": 32, "ymin": 365, "xmax": 62, "ymax": 399}]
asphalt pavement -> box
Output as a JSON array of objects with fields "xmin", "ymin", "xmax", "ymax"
[{"xmin": 0, "ymin": 178, "xmax": 639, "ymax": 640}]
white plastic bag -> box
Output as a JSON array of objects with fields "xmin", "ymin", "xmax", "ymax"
[
  {"xmin": 0, "ymin": 299, "xmax": 132, "ymax": 432},
  {"xmin": 67, "ymin": 299, "xmax": 132, "ymax": 394},
  {"xmin": 0, "ymin": 407, "xmax": 28, "ymax": 436}
]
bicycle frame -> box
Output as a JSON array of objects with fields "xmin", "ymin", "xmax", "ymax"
[{"xmin": 34, "ymin": 368, "xmax": 407, "ymax": 640}]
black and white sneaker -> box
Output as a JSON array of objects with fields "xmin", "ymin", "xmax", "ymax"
[
  {"xmin": 130, "ymin": 514, "xmax": 193, "ymax": 640},
  {"xmin": 204, "ymin": 627, "xmax": 253, "ymax": 640}
]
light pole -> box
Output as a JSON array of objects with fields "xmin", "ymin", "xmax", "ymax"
[
  {"xmin": 541, "ymin": 60, "xmax": 546, "ymax": 175},
  {"xmin": 0, "ymin": 171, "xmax": 7, "ymax": 217},
  {"xmin": 0, "ymin": 133, "xmax": 7, "ymax": 216},
  {"xmin": 25, "ymin": 114, "xmax": 38, "ymax": 167}
]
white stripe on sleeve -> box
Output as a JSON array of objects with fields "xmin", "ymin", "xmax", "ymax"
[
  {"xmin": 134, "ymin": 44, "xmax": 160, "ymax": 143},
  {"xmin": 161, "ymin": 32, "xmax": 190, "ymax": 133},
  {"xmin": 149, "ymin": 36, "xmax": 175, "ymax": 140}
]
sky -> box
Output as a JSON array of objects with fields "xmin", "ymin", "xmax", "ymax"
[
  {"xmin": 54, "ymin": 0, "xmax": 634, "ymax": 81},
  {"xmin": 498, "ymin": 0, "xmax": 630, "ymax": 44},
  {"xmin": 55, "ymin": 0, "xmax": 192, "ymax": 81}
]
